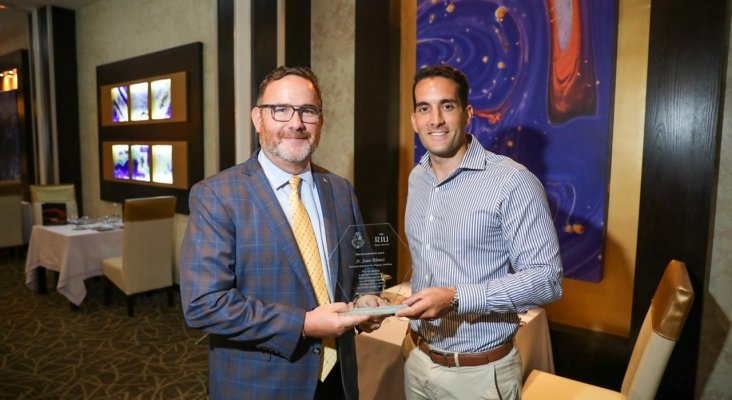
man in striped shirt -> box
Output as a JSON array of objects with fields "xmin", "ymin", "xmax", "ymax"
[{"xmin": 395, "ymin": 65, "xmax": 563, "ymax": 399}]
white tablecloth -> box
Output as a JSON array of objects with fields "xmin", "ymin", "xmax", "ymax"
[
  {"xmin": 24, "ymin": 224, "xmax": 123, "ymax": 305},
  {"xmin": 356, "ymin": 284, "xmax": 555, "ymax": 400}
]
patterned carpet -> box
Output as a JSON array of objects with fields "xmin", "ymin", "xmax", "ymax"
[{"xmin": 0, "ymin": 254, "xmax": 208, "ymax": 399}]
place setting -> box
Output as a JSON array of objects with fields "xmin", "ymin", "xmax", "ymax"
[{"xmin": 67, "ymin": 214, "xmax": 123, "ymax": 231}]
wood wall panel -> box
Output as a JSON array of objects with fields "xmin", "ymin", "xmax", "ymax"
[
  {"xmin": 354, "ymin": 0, "xmax": 400, "ymax": 226},
  {"xmin": 217, "ymin": 0, "xmax": 235, "ymax": 170},
  {"xmin": 635, "ymin": 0, "xmax": 727, "ymax": 398},
  {"xmin": 49, "ymin": 7, "xmax": 82, "ymax": 214}
]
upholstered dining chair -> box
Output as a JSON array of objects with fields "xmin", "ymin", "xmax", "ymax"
[
  {"xmin": 29, "ymin": 183, "xmax": 77, "ymax": 225},
  {"xmin": 0, "ymin": 180, "xmax": 24, "ymax": 250},
  {"xmin": 522, "ymin": 260, "xmax": 694, "ymax": 400},
  {"xmin": 102, "ymin": 196, "xmax": 176, "ymax": 317}
]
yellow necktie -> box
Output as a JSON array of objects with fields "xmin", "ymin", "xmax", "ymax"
[{"xmin": 289, "ymin": 175, "xmax": 337, "ymax": 381}]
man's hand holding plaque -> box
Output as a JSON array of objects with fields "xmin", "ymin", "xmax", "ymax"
[{"xmin": 330, "ymin": 223, "xmax": 410, "ymax": 317}]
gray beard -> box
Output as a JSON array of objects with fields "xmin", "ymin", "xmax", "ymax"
[{"xmin": 266, "ymin": 142, "xmax": 315, "ymax": 164}]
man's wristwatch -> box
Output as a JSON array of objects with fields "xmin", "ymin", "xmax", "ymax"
[{"xmin": 450, "ymin": 287, "xmax": 459, "ymax": 311}]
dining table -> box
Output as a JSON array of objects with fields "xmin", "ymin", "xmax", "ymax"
[
  {"xmin": 24, "ymin": 223, "xmax": 123, "ymax": 306},
  {"xmin": 355, "ymin": 284, "xmax": 555, "ymax": 400}
]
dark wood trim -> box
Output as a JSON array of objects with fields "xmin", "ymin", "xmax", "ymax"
[
  {"xmin": 250, "ymin": 0, "xmax": 278, "ymax": 152},
  {"xmin": 353, "ymin": 0, "xmax": 402, "ymax": 285},
  {"xmin": 24, "ymin": 13, "xmax": 36, "ymax": 193},
  {"xmin": 354, "ymin": 0, "xmax": 400, "ymax": 224},
  {"xmin": 50, "ymin": 6, "xmax": 82, "ymax": 215},
  {"xmin": 549, "ymin": 322, "xmax": 630, "ymax": 391},
  {"xmin": 217, "ymin": 0, "xmax": 235, "ymax": 171},
  {"xmin": 635, "ymin": 0, "xmax": 728, "ymax": 398},
  {"xmin": 284, "ymin": 0, "xmax": 310, "ymax": 67},
  {"xmin": 35, "ymin": 8, "xmax": 52, "ymax": 186}
]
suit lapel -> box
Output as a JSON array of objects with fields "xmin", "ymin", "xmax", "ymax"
[
  {"xmin": 240, "ymin": 157, "xmax": 314, "ymax": 292},
  {"xmin": 312, "ymin": 168, "xmax": 340, "ymax": 293}
]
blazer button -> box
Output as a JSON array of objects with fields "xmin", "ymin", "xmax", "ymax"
[{"xmin": 312, "ymin": 348, "xmax": 322, "ymax": 356}]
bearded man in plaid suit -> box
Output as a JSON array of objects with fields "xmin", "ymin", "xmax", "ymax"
[{"xmin": 180, "ymin": 66, "xmax": 384, "ymax": 400}]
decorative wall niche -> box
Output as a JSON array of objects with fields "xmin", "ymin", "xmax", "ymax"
[{"xmin": 96, "ymin": 42, "xmax": 203, "ymax": 214}]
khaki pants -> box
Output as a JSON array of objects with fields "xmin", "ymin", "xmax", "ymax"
[{"xmin": 401, "ymin": 334, "xmax": 522, "ymax": 400}]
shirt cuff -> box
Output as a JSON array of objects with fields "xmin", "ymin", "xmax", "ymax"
[
  {"xmin": 459, "ymin": 284, "xmax": 485, "ymax": 314},
  {"xmin": 460, "ymin": 282, "xmax": 512, "ymax": 314}
]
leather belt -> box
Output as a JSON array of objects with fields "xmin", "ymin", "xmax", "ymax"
[{"xmin": 409, "ymin": 329, "xmax": 513, "ymax": 368}]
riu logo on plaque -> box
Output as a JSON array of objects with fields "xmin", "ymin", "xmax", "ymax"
[{"xmin": 333, "ymin": 224, "xmax": 410, "ymax": 316}]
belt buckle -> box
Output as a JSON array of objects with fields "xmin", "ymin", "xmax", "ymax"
[{"xmin": 429, "ymin": 348, "xmax": 454, "ymax": 367}]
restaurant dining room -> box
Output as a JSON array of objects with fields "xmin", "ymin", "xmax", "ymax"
[{"xmin": 1, "ymin": 0, "xmax": 731, "ymax": 399}]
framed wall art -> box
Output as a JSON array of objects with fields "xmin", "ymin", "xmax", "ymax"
[
  {"xmin": 414, "ymin": 1, "xmax": 618, "ymax": 282},
  {"xmin": 96, "ymin": 42, "xmax": 203, "ymax": 214}
]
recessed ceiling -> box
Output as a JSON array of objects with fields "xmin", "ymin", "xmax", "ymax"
[{"xmin": 0, "ymin": 0, "xmax": 100, "ymax": 45}]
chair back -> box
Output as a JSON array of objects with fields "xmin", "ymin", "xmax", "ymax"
[
  {"xmin": 120, "ymin": 196, "xmax": 176, "ymax": 294},
  {"xmin": 621, "ymin": 260, "xmax": 694, "ymax": 400},
  {"xmin": 0, "ymin": 180, "xmax": 24, "ymax": 247},
  {"xmin": 29, "ymin": 184, "xmax": 77, "ymax": 225}
]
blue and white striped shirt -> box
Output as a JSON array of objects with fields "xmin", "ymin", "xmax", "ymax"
[{"xmin": 405, "ymin": 135, "xmax": 563, "ymax": 353}]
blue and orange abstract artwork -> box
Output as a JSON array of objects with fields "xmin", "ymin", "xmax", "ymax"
[{"xmin": 416, "ymin": 0, "xmax": 618, "ymax": 282}]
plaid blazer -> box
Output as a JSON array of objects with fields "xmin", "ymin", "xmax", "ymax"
[{"xmin": 180, "ymin": 153, "xmax": 365, "ymax": 400}]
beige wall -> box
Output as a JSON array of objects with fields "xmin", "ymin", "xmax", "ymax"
[
  {"xmin": 0, "ymin": 31, "xmax": 28, "ymax": 56},
  {"xmin": 76, "ymin": 0, "xmax": 218, "ymax": 281},
  {"xmin": 310, "ymin": 0, "xmax": 355, "ymax": 182}
]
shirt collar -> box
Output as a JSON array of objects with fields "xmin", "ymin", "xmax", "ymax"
[
  {"xmin": 418, "ymin": 134, "xmax": 486, "ymax": 174},
  {"xmin": 258, "ymin": 150, "xmax": 315, "ymax": 190}
]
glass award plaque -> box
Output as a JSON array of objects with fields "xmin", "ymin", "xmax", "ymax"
[{"xmin": 330, "ymin": 223, "xmax": 410, "ymax": 316}]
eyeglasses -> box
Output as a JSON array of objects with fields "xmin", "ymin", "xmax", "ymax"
[{"xmin": 258, "ymin": 104, "xmax": 323, "ymax": 124}]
